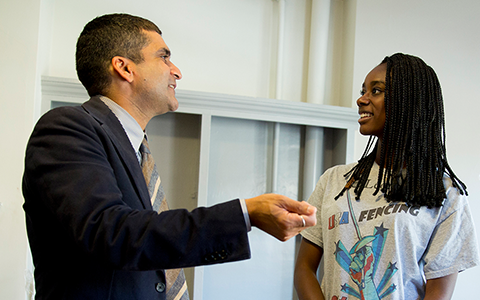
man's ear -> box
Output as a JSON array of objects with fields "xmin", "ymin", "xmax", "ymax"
[{"xmin": 111, "ymin": 56, "xmax": 135, "ymax": 83}]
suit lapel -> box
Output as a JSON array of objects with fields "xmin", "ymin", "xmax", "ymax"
[{"xmin": 82, "ymin": 96, "xmax": 152, "ymax": 210}]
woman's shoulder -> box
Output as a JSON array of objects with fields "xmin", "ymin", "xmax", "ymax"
[
  {"xmin": 322, "ymin": 162, "xmax": 358, "ymax": 178},
  {"xmin": 442, "ymin": 173, "xmax": 469, "ymax": 208}
]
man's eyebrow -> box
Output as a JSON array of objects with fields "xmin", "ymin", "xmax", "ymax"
[{"xmin": 156, "ymin": 48, "xmax": 171, "ymax": 57}]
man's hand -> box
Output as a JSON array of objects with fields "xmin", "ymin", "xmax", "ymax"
[{"xmin": 245, "ymin": 194, "xmax": 316, "ymax": 242}]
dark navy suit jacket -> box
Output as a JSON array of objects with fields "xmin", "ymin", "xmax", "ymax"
[{"xmin": 23, "ymin": 96, "xmax": 251, "ymax": 299}]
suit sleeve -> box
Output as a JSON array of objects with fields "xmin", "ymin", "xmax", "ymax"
[{"xmin": 23, "ymin": 106, "xmax": 251, "ymax": 271}]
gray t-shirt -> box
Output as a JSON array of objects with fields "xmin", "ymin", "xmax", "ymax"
[{"xmin": 301, "ymin": 162, "xmax": 479, "ymax": 300}]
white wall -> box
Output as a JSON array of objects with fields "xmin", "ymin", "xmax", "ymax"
[
  {"xmin": 352, "ymin": 1, "xmax": 480, "ymax": 298},
  {"xmin": 1, "ymin": 0, "xmax": 479, "ymax": 299},
  {"xmin": 0, "ymin": 0, "xmax": 42, "ymax": 298},
  {"xmin": 47, "ymin": 0, "xmax": 283, "ymax": 99}
]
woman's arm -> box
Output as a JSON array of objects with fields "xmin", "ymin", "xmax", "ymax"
[
  {"xmin": 424, "ymin": 272, "xmax": 458, "ymax": 300},
  {"xmin": 294, "ymin": 237, "xmax": 325, "ymax": 300}
]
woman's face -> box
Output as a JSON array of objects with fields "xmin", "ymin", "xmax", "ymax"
[{"xmin": 357, "ymin": 63, "xmax": 387, "ymax": 139}]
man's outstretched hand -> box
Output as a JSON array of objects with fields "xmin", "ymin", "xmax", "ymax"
[{"xmin": 245, "ymin": 194, "xmax": 317, "ymax": 242}]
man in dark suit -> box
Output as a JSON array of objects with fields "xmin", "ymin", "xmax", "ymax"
[{"xmin": 22, "ymin": 13, "xmax": 316, "ymax": 300}]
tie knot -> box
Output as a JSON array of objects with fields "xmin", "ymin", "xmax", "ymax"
[
  {"xmin": 139, "ymin": 137, "xmax": 153, "ymax": 169},
  {"xmin": 140, "ymin": 137, "xmax": 151, "ymax": 155}
]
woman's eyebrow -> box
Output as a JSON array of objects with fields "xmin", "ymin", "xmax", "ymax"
[{"xmin": 369, "ymin": 80, "xmax": 386, "ymax": 86}]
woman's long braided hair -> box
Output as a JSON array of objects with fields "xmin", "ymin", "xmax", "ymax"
[{"xmin": 336, "ymin": 53, "xmax": 467, "ymax": 207}]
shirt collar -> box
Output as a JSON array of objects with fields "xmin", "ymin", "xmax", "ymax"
[{"xmin": 99, "ymin": 96, "xmax": 144, "ymax": 158}]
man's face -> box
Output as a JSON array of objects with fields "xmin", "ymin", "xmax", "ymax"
[{"xmin": 133, "ymin": 30, "xmax": 182, "ymax": 116}]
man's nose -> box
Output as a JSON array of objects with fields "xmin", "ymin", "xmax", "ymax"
[{"xmin": 170, "ymin": 62, "xmax": 182, "ymax": 80}]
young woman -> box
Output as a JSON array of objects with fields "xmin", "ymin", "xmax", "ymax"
[{"xmin": 294, "ymin": 53, "xmax": 479, "ymax": 300}]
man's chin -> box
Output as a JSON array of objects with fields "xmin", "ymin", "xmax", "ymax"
[
  {"xmin": 157, "ymin": 99, "xmax": 179, "ymax": 115},
  {"xmin": 169, "ymin": 99, "xmax": 179, "ymax": 112}
]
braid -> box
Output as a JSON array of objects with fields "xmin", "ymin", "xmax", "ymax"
[
  {"xmin": 338, "ymin": 53, "xmax": 467, "ymax": 207},
  {"xmin": 334, "ymin": 137, "xmax": 376, "ymax": 200}
]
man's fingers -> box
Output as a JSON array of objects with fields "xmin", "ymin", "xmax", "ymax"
[
  {"xmin": 282, "ymin": 199, "xmax": 316, "ymax": 216},
  {"xmin": 282, "ymin": 198, "xmax": 317, "ymax": 228},
  {"xmin": 296, "ymin": 211, "xmax": 316, "ymax": 228}
]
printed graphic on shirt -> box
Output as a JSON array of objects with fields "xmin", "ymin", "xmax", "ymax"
[
  {"xmin": 329, "ymin": 203, "xmax": 420, "ymax": 230},
  {"xmin": 331, "ymin": 190, "xmax": 399, "ymax": 300}
]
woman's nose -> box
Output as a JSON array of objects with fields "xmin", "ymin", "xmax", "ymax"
[{"xmin": 357, "ymin": 94, "xmax": 370, "ymax": 106}]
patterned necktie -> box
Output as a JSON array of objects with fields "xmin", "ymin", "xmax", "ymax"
[{"xmin": 140, "ymin": 136, "xmax": 190, "ymax": 300}]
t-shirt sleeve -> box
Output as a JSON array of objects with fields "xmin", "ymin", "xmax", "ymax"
[
  {"xmin": 422, "ymin": 179, "xmax": 480, "ymax": 280},
  {"xmin": 300, "ymin": 167, "xmax": 333, "ymax": 249}
]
